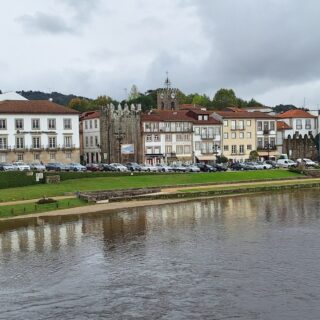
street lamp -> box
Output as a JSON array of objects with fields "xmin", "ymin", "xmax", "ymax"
[{"xmin": 114, "ymin": 128, "xmax": 126, "ymax": 163}]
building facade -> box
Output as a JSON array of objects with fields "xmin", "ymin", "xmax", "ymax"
[{"xmin": 0, "ymin": 100, "xmax": 80, "ymax": 163}]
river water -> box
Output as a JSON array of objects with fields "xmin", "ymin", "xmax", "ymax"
[{"xmin": 1, "ymin": 190, "xmax": 320, "ymax": 320}]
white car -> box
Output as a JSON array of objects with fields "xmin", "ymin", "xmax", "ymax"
[
  {"xmin": 110, "ymin": 163, "xmax": 128, "ymax": 172},
  {"xmin": 296, "ymin": 158, "xmax": 317, "ymax": 167},
  {"xmin": 255, "ymin": 161, "xmax": 273, "ymax": 169},
  {"xmin": 0, "ymin": 163, "xmax": 15, "ymax": 171},
  {"xmin": 276, "ymin": 159, "xmax": 296, "ymax": 168},
  {"xmin": 12, "ymin": 162, "xmax": 31, "ymax": 171},
  {"xmin": 29, "ymin": 162, "xmax": 46, "ymax": 171},
  {"xmin": 66, "ymin": 163, "xmax": 87, "ymax": 172},
  {"xmin": 185, "ymin": 164, "xmax": 201, "ymax": 172},
  {"xmin": 143, "ymin": 164, "xmax": 158, "ymax": 172},
  {"xmin": 156, "ymin": 164, "xmax": 173, "ymax": 172}
]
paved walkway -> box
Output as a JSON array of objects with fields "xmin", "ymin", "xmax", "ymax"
[{"xmin": 0, "ymin": 195, "xmax": 75, "ymax": 207}]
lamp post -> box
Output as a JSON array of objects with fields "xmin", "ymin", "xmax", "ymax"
[{"xmin": 114, "ymin": 128, "xmax": 126, "ymax": 163}]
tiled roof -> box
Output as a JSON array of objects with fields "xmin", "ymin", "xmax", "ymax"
[
  {"xmin": 141, "ymin": 110, "xmax": 221, "ymax": 125},
  {"xmin": 277, "ymin": 121, "xmax": 292, "ymax": 131},
  {"xmin": 80, "ymin": 110, "xmax": 101, "ymax": 120},
  {"xmin": 277, "ymin": 109, "xmax": 316, "ymax": 119},
  {"xmin": 215, "ymin": 110, "xmax": 276, "ymax": 119},
  {"xmin": 0, "ymin": 100, "xmax": 79, "ymax": 114}
]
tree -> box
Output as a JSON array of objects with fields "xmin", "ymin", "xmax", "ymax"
[
  {"xmin": 212, "ymin": 88, "xmax": 238, "ymax": 110},
  {"xmin": 192, "ymin": 94, "xmax": 211, "ymax": 108},
  {"xmin": 273, "ymin": 104, "xmax": 297, "ymax": 113},
  {"xmin": 68, "ymin": 98, "xmax": 91, "ymax": 112},
  {"xmin": 249, "ymin": 150, "xmax": 259, "ymax": 161},
  {"xmin": 94, "ymin": 95, "xmax": 112, "ymax": 106},
  {"xmin": 216, "ymin": 155, "xmax": 228, "ymax": 163},
  {"xmin": 128, "ymin": 85, "xmax": 140, "ymax": 101}
]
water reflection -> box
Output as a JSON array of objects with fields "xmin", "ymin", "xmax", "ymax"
[{"xmin": 1, "ymin": 190, "xmax": 320, "ymax": 320}]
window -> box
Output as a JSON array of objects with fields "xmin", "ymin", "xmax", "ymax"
[
  {"xmin": 146, "ymin": 135, "xmax": 152, "ymax": 142},
  {"xmin": 48, "ymin": 119, "xmax": 56, "ymax": 130},
  {"xmin": 231, "ymin": 132, "xmax": 236, "ymax": 139},
  {"xmin": 270, "ymin": 137, "xmax": 276, "ymax": 147},
  {"xmin": 85, "ymin": 136, "xmax": 89, "ymax": 147},
  {"xmin": 176, "ymin": 145, "xmax": 184, "ymax": 154},
  {"xmin": 198, "ymin": 115, "xmax": 203, "ymax": 121},
  {"xmin": 15, "ymin": 119, "xmax": 24, "ymax": 130},
  {"xmin": 296, "ymin": 119, "xmax": 302, "ymax": 130},
  {"xmin": 201, "ymin": 128, "xmax": 207, "ymax": 138},
  {"xmin": 270, "ymin": 121, "xmax": 275, "ymax": 131},
  {"xmin": 184, "ymin": 145, "xmax": 191, "ymax": 154},
  {"xmin": 50, "ymin": 152, "xmax": 56, "ymax": 160},
  {"xmin": 208, "ymin": 128, "xmax": 214, "ymax": 138},
  {"xmin": 32, "ymin": 119, "xmax": 40, "ymax": 130},
  {"xmin": 0, "ymin": 137, "xmax": 7, "ymax": 149},
  {"xmin": 257, "ymin": 121, "xmax": 262, "ymax": 131},
  {"xmin": 89, "ymin": 120, "xmax": 92, "ymax": 129},
  {"xmin": 247, "ymin": 144, "xmax": 252, "ymax": 150},
  {"xmin": 85, "ymin": 121, "xmax": 88, "ymax": 129},
  {"xmin": 146, "ymin": 147, "xmax": 153, "ymax": 154},
  {"xmin": 204, "ymin": 115, "xmax": 208, "ymax": 121},
  {"xmin": 154, "ymin": 147, "xmax": 160, "ymax": 154},
  {"xmin": 176, "ymin": 134, "xmax": 183, "ymax": 141},
  {"xmin": 17, "ymin": 153, "xmax": 24, "ymax": 161},
  {"xmin": 34, "ymin": 153, "xmax": 40, "ymax": 161},
  {"xmin": 305, "ymin": 119, "xmax": 311, "ymax": 130},
  {"xmin": 0, "ymin": 119, "xmax": 6, "ymax": 130},
  {"xmin": 90, "ymin": 136, "xmax": 93, "ymax": 147},
  {"xmin": 223, "ymin": 120, "xmax": 228, "ymax": 127},
  {"xmin": 165, "ymin": 134, "xmax": 172, "ymax": 142},
  {"xmin": 223, "ymin": 132, "xmax": 228, "ymax": 139},
  {"xmin": 32, "ymin": 137, "xmax": 41, "ymax": 149},
  {"xmin": 257, "ymin": 138, "xmax": 263, "ymax": 148},
  {"xmin": 231, "ymin": 145, "xmax": 237, "ymax": 154},
  {"xmin": 239, "ymin": 145, "xmax": 244, "ymax": 154},
  {"xmin": 65, "ymin": 151, "xmax": 72, "ymax": 159},
  {"xmin": 95, "ymin": 136, "xmax": 99, "ymax": 146},
  {"xmin": 247, "ymin": 132, "xmax": 252, "ymax": 138},
  {"xmin": 64, "ymin": 119, "xmax": 72, "ymax": 130},
  {"xmin": 231, "ymin": 120, "xmax": 236, "ymax": 130},
  {"xmin": 246, "ymin": 120, "xmax": 251, "ymax": 126},
  {"xmin": 94, "ymin": 119, "xmax": 98, "ymax": 129},
  {"xmin": 195, "ymin": 141, "xmax": 201, "ymax": 150},
  {"xmin": 48, "ymin": 137, "xmax": 56, "ymax": 148},
  {"xmin": 16, "ymin": 137, "xmax": 24, "ymax": 149},
  {"xmin": 239, "ymin": 132, "xmax": 244, "ymax": 139},
  {"xmin": 224, "ymin": 145, "xmax": 229, "ymax": 151},
  {"xmin": 154, "ymin": 134, "xmax": 160, "ymax": 142},
  {"xmin": 194, "ymin": 127, "xmax": 200, "ymax": 135},
  {"xmin": 64, "ymin": 136, "xmax": 73, "ymax": 148},
  {"xmin": 165, "ymin": 145, "xmax": 172, "ymax": 153},
  {"xmin": 238, "ymin": 120, "xmax": 244, "ymax": 130}
]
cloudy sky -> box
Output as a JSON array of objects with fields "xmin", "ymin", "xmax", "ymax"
[{"xmin": 1, "ymin": 0, "xmax": 320, "ymax": 107}]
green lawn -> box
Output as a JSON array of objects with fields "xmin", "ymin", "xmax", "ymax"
[
  {"xmin": 0, "ymin": 170, "xmax": 302, "ymax": 202},
  {"xmin": 0, "ymin": 198, "xmax": 88, "ymax": 218}
]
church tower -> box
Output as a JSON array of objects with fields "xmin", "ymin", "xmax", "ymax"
[{"xmin": 157, "ymin": 74, "xmax": 179, "ymax": 110}]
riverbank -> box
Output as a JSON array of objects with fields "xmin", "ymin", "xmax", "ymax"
[{"xmin": 1, "ymin": 176, "xmax": 320, "ymax": 221}]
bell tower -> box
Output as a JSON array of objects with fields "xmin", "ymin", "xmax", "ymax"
[{"xmin": 157, "ymin": 73, "xmax": 179, "ymax": 110}]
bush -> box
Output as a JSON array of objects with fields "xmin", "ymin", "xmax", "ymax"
[{"xmin": 0, "ymin": 171, "xmax": 42, "ymax": 189}]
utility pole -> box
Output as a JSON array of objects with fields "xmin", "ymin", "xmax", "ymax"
[{"xmin": 114, "ymin": 128, "xmax": 126, "ymax": 163}]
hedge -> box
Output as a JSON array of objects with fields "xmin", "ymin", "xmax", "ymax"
[{"xmin": 0, "ymin": 171, "xmax": 41, "ymax": 189}]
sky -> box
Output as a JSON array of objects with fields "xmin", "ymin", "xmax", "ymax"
[{"xmin": 1, "ymin": 0, "xmax": 320, "ymax": 107}]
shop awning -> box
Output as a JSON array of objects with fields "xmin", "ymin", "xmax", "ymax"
[{"xmin": 196, "ymin": 155, "xmax": 216, "ymax": 161}]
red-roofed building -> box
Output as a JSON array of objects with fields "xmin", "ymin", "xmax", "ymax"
[{"xmin": 141, "ymin": 109, "xmax": 222, "ymax": 164}]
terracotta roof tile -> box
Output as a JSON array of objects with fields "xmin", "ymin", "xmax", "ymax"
[
  {"xmin": 0, "ymin": 100, "xmax": 79, "ymax": 114},
  {"xmin": 277, "ymin": 109, "xmax": 316, "ymax": 119},
  {"xmin": 277, "ymin": 121, "xmax": 292, "ymax": 131},
  {"xmin": 215, "ymin": 110, "xmax": 276, "ymax": 119},
  {"xmin": 80, "ymin": 110, "xmax": 101, "ymax": 120}
]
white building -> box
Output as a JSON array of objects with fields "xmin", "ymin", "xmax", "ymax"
[
  {"xmin": 0, "ymin": 92, "xmax": 27, "ymax": 101},
  {"xmin": 0, "ymin": 100, "xmax": 80, "ymax": 163},
  {"xmin": 80, "ymin": 111, "xmax": 101, "ymax": 164}
]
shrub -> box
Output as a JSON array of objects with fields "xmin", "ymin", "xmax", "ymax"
[{"xmin": 0, "ymin": 171, "xmax": 41, "ymax": 189}]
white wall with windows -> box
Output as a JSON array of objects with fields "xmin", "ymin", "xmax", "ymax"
[{"xmin": 82, "ymin": 117, "xmax": 101, "ymax": 163}]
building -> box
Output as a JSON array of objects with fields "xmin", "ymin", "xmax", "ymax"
[
  {"xmin": 0, "ymin": 92, "xmax": 27, "ymax": 101},
  {"xmin": 156, "ymin": 76, "xmax": 179, "ymax": 111},
  {"xmin": 80, "ymin": 111, "xmax": 101, "ymax": 164},
  {"xmin": 141, "ymin": 108, "xmax": 222, "ymax": 165},
  {"xmin": 0, "ymin": 100, "xmax": 80, "ymax": 163},
  {"xmin": 212, "ymin": 110, "xmax": 278, "ymax": 161}
]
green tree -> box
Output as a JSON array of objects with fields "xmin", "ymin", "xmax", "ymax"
[
  {"xmin": 68, "ymin": 98, "xmax": 91, "ymax": 112},
  {"xmin": 249, "ymin": 150, "xmax": 259, "ymax": 161},
  {"xmin": 212, "ymin": 88, "xmax": 238, "ymax": 110},
  {"xmin": 128, "ymin": 85, "xmax": 140, "ymax": 101},
  {"xmin": 192, "ymin": 94, "xmax": 211, "ymax": 108},
  {"xmin": 94, "ymin": 95, "xmax": 112, "ymax": 106}
]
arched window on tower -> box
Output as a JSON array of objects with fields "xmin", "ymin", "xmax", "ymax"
[
  {"xmin": 171, "ymin": 101, "xmax": 175, "ymax": 110},
  {"xmin": 161, "ymin": 102, "xmax": 165, "ymax": 110}
]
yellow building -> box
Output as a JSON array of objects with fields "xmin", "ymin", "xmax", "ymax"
[{"xmin": 212, "ymin": 110, "xmax": 278, "ymax": 162}]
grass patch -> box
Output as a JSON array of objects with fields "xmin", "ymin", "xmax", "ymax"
[
  {"xmin": 0, "ymin": 198, "xmax": 88, "ymax": 218},
  {"xmin": 0, "ymin": 170, "xmax": 303, "ymax": 202}
]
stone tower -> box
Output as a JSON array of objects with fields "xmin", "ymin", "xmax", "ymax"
[{"xmin": 157, "ymin": 74, "xmax": 179, "ymax": 110}]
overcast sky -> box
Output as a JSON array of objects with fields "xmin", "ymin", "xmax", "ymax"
[{"xmin": 1, "ymin": 0, "xmax": 320, "ymax": 107}]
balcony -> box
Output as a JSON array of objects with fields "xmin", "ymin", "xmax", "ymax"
[
  {"xmin": 61, "ymin": 144, "xmax": 76, "ymax": 150},
  {"xmin": 263, "ymin": 129, "xmax": 270, "ymax": 135},
  {"xmin": 257, "ymin": 145, "xmax": 277, "ymax": 151}
]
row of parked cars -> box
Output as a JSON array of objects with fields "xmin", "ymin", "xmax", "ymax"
[{"xmin": 0, "ymin": 162, "xmax": 87, "ymax": 172}]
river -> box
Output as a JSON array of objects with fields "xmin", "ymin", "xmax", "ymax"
[{"xmin": 1, "ymin": 190, "xmax": 320, "ymax": 319}]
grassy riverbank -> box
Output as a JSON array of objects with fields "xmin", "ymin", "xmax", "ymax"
[{"xmin": 0, "ymin": 170, "xmax": 302, "ymax": 202}]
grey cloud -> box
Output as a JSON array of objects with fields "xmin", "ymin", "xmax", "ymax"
[{"xmin": 18, "ymin": 12, "xmax": 74, "ymax": 34}]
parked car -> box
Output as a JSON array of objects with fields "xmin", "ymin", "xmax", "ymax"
[
  {"xmin": 46, "ymin": 162, "xmax": 67, "ymax": 171},
  {"xmin": 110, "ymin": 163, "xmax": 128, "ymax": 172},
  {"xmin": 66, "ymin": 163, "xmax": 87, "ymax": 172},
  {"xmin": 255, "ymin": 161, "xmax": 273, "ymax": 170},
  {"xmin": 171, "ymin": 164, "xmax": 188, "ymax": 172},
  {"xmin": 196, "ymin": 163, "xmax": 217, "ymax": 172},
  {"xmin": 126, "ymin": 162, "xmax": 142, "ymax": 171},
  {"xmin": 29, "ymin": 162, "xmax": 46, "ymax": 171},
  {"xmin": 243, "ymin": 162, "xmax": 258, "ymax": 170},
  {"xmin": 156, "ymin": 164, "xmax": 173, "ymax": 172},
  {"xmin": 185, "ymin": 164, "xmax": 201, "ymax": 172},
  {"xmin": 211, "ymin": 163, "xmax": 227, "ymax": 171},
  {"xmin": 230, "ymin": 162, "xmax": 249, "ymax": 171},
  {"xmin": 86, "ymin": 163, "xmax": 100, "ymax": 171},
  {"xmin": 296, "ymin": 158, "xmax": 317, "ymax": 167},
  {"xmin": 12, "ymin": 162, "xmax": 31, "ymax": 171},
  {"xmin": 0, "ymin": 163, "xmax": 15, "ymax": 171},
  {"xmin": 265, "ymin": 160, "xmax": 278, "ymax": 168},
  {"xmin": 276, "ymin": 159, "xmax": 297, "ymax": 168},
  {"xmin": 143, "ymin": 164, "xmax": 158, "ymax": 172},
  {"xmin": 100, "ymin": 163, "xmax": 118, "ymax": 171}
]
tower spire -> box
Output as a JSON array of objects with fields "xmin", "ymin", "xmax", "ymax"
[{"xmin": 164, "ymin": 71, "xmax": 171, "ymax": 89}]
